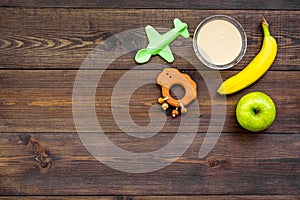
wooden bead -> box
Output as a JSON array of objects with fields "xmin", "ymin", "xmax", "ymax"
[
  {"xmin": 181, "ymin": 107, "xmax": 187, "ymax": 114},
  {"xmin": 172, "ymin": 109, "xmax": 179, "ymax": 118},
  {"xmin": 157, "ymin": 97, "xmax": 164, "ymax": 104},
  {"xmin": 161, "ymin": 103, "xmax": 169, "ymax": 110}
]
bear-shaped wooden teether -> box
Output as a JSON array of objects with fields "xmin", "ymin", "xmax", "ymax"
[{"xmin": 157, "ymin": 68, "xmax": 197, "ymax": 117}]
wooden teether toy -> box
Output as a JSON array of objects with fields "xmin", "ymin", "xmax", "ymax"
[{"xmin": 157, "ymin": 68, "xmax": 197, "ymax": 117}]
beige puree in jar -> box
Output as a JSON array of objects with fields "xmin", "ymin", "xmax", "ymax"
[{"xmin": 196, "ymin": 19, "xmax": 243, "ymax": 66}]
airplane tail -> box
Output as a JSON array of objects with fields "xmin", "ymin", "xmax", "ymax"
[{"xmin": 173, "ymin": 18, "xmax": 190, "ymax": 38}]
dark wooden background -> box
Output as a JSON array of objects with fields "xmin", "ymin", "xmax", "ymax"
[{"xmin": 0, "ymin": 1, "xmax": 299, "ymax": 199}]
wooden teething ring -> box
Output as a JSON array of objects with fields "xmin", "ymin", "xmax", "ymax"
[{"xmin": 157, "ymin": 68, "xmax": 197, "ymax": 116}]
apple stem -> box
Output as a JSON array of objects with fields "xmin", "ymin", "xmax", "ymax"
[{"xmin": 254, "ymin": 108, "xmax": 260, "ymax": 115}]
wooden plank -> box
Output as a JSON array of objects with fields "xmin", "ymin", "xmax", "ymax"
[
  {"xmin": 0, "ymin": 9, "xmax": 299, "ymax": 70},
  {"xmin": 132, "ymin": 196, "xmax": 300, "ymax": 200},
  {"xmin": 0, "ymin": 195, "xmax": 298, "ymax": 200},
  {"xmin": 0, "ymin": 132, "xmax": 299, "ymax": 195},
  {"xmin": 1, "ymin": 0, "xmax": 300, "ymax": 10},
  {"xmin": 0, "ymin": 70, "xmax": 299, "ymax": 134},
  {"xmin": 0, "ymin": 197, "xmax": 115, "ymax": 200}
]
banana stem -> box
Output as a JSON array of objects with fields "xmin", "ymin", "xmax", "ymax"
[
  {"xmin": 262, "ymin": 18, "xmax": 271, "ymax": 36},
  {"xmin": 262, "ymin": 17, "xmax": 268, "ymax": 26}
]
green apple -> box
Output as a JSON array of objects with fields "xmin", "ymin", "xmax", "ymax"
[{"xmin": 236, "ymin": 92, "xmax": 276, "ymax": 132}]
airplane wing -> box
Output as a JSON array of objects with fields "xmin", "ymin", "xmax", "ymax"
[
  {"xmin": 145, "ymin": 25, "xmax": 161, "ymax": 43},
  {"xmin": 159, "ymin": 45, "xmax": 174, "ymax": 63}
]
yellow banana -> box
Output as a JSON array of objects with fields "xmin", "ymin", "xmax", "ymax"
[{"xmin": 217, "ymin": 18, "xmax": 277, "ymax": 95}]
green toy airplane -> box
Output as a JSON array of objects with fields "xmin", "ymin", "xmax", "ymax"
[{"xmin": 135, "ymin": 18, "xmax": 190, "ymax": 64}]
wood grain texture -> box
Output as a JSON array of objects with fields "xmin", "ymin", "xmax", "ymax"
[
  {"xmin": 1, "ymin": 0, "xmax": 300, "ymax": 10},
  {"xmin": 0, "ymin": 3, "xmax": 300, "ymax": 198},
  {"xmin": 0, "ymin": 132, "xmax": 299, "ymax": 195},
  {"xmin": 0, "ymin": 9, "xmax": 299, "ymax": 70},
  {"xmin": 0, "ymin": 196, "xmax": 298, "ymax": 200},
  {"xmin": 0, "ymin": 70, "xmax": 299, "ymax": 134},
  {"xmin": 131, "ymin": 197, "xmax": 300, "ymax": 200}
]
